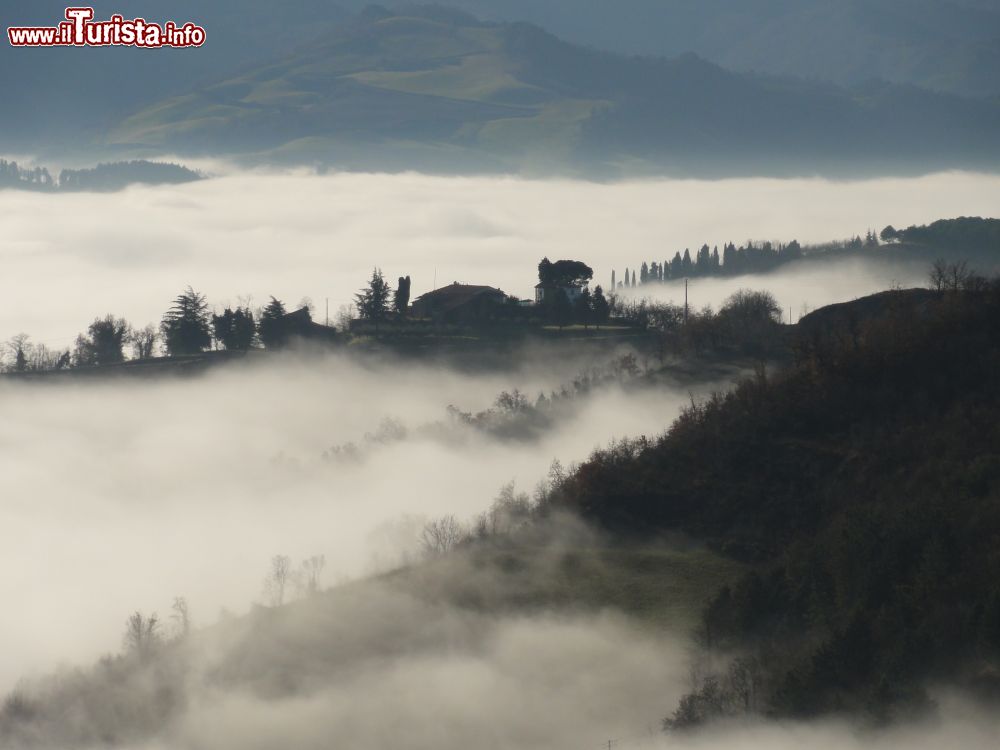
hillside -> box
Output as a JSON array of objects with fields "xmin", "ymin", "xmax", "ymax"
[
  {"xmin": 0, "ymin": 0, "xmax": 351, "ymax": 152},
  {"xmin": 0, "ymin": 537, "xmax": 743, "ymax": 748},
  {"xmin": 101, "ymin": 7, "xmax": 1000, "ymax": 176},
  {"xmin": 5, "ymin": 1, "xmax": 999, "ymax": 160},
  {"xmin": 547, "ymin": 283, "xmax": 1000, "ymax": 720},
  {"xmin": 368, "ymin": 0, "xmax": 1000, "ymax": 99}
]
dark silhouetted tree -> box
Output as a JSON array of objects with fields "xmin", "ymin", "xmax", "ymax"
[
  {"xmin": 161, "ymin": 287, "xmax": 211, "ymax": 356},
  {"xmin": 129, "ymin": 324, "xmax": 158, "ymax": 360},
  {"xmin": 258, "ymin": 297, "xmax": 288, "ymax": 349},
  {"xmin": 539, "ymin": 259, "xmax": 594, "ymax": 287},
  {"xmin": 549, "ymin": 288, "xmax": 573, "ymax": 328},
  {"xmin": 394, "ymin": 275, "xmax": 412, "ymax": 316},
  {"xmin": 74, "ymin": 315, "xmax": 130, "ymax": 366},
  {"xmin": 7, "ymin": 334, "xmax": 29, "ymax": 372},
  {"xmin": 213, "ymin": 307, "xmax": 256, "ymax": 351},
  {"xmin": 355, "ymin": 268, "xmax": 392, "ymax": 330},
  {"xmin": 592, "ymin": 285, "xmax": 610, "ymax": 328},
  {"xmin": 538, "ymin": 257, "xmax": 554, "ymax": 285},
  {"xmin": 682, "ymin": 249, "xmax": 693, "ymax": 276}
]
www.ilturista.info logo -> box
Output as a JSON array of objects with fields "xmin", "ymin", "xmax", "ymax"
[{"xmin": 8, "ymin": 7, "xmax": 206, "ymax": 48}]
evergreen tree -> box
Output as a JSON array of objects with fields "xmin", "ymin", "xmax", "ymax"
[
  {"xmin": 258, "ymin": 297, "xmax": 288, "ymax": 349},
  {"xmin": 161, "ymin": 287, "xmax": 212, "ymax": 356},
  {"xmin": 696, "ymin": 244, "xmax": 711, "ymax": 274},
  {"xmin": 213, "ymin": 307, "xmax": 256, "ymax": 351},
  {"xmin": 670, "ymin": 252, "xmax": 683, "ymax": 278},
  {"xmin": 640, "ymin": 262, "xmax": 649, "ymax": 284},
  {"xmin": 538, "ymin": 257, "xmax": 554, "ymax": 286},
  {"xmin": 682, "ymin": 248, "xmax": 693, "ymax": 276},
  {"xmin": 591, "ymin": 286, "xmax": 610, "ymax": 328},
  {"xmin": 355, "ymin": 268, "xmax": 392, "ymax": 328},
  {"xmin": 394, "ymin": 275, "xmax": 412, "ymax": 316}
]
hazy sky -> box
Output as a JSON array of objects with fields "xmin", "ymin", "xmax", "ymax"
[{"xmin": 0, "ymin": 168, "xmax": 997, "ymax": 350}]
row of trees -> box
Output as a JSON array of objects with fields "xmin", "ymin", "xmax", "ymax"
[
  {"xmin": 0, "ymin": 159, "xmax": 200, "ymax": 192},
  {"xmin": 2, "ymin": 287, "xmax": 329, "ymax": 373},
  {"xmin": 612, "ymin": 239, "xmax": 806, "ymax": 288},
  {"xmin": 621, "ymin": 219, "xmax": 999, "ymax": 291},
  {"xmin": 612, "ymin": 231, "xmax": 886, "ymax": 288},
  {"xmin": 0, "ymin": 159, "xmax": 54, "ymax": 190}
]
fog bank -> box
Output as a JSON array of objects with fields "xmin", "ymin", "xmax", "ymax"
[
  {"xmin": 1, "ymin": 170, "xmax": 997, "ymax": 349},
  {"xmin": 0, "ymin": 351, "xmax": 719, "ymax": 693}
]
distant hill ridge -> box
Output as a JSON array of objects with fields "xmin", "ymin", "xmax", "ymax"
[{"xmin": 97, "ymin": 6, "xmax": 1000, "ymax": 176}]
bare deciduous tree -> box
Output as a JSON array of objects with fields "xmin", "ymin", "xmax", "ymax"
[
  {"xmin": 264, "ymin": 555, "xmax": 292, "ymax": 607},
  {"xmin": 929, "ymin": 259, "xmax": 984, "ymax": 292},
  {"xmin": 122, "ymin": 611, "xmax": 160, "ymax": 661},
  {"xmin": 5, "ymin": 333, "xmax": 30, "ymax": 372},
  {"xmin": 298, "ymin": 555, "xmax": 326, "ymax": 597},
  {"xmin": 170, "ymin": 596, "xmax": 191, "ymax": 639},
  {"xmin": 335, "ymin": 303, "xmax": 356, "ymax": 333},
  {"xmin": 477, "ymin": 482, "xmax": 532, "ymax": 537},
  {"xmin": 420, "ymin": 515, "xmax": 465, "ymax": 558},
  {"xmin": 129, "ymin": 324, "xmax": 159, "ymax": 360}
]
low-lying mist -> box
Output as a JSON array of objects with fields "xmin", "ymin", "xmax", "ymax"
[
  {"xmin": 1, "ymin": 168, "xmax": 997, "ymax": 348},
  {"xmin": 0, "ymin": 348, "xmax": 725, "ymax": 694},
  {"xmin": 8, "ymin": 563, "xmax": 1000, "ymax": 750},
  {"xmin": 619, "ymin": 257, "xmax": 929, "ymax": 321}
]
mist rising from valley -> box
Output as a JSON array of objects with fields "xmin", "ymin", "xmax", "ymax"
[{"xmin": 0, "ymin": 348, "xmax": 724, "ymax": 695}]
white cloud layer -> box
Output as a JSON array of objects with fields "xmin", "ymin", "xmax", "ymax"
[{"xmin": 1, "ymin": 169, "xmax": 997, "ymax": 349}]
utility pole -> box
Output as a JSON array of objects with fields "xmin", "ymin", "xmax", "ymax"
[{"xmin": 684, "ymin": 277, "xmax": 689, "ymax": 324}]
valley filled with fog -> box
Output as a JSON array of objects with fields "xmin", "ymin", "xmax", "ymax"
[
  {"xmin": 2, "ymin": 169, "xmax": 999, "ymax": 749},
  {"xmin": 0, "ymin": 351, "xmax": 709, "ymax": 691}
]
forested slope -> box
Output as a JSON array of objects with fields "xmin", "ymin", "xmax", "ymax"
[{"xmin": 547, "ymin": 282, "xmax": 1000, "ymax": 719}]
